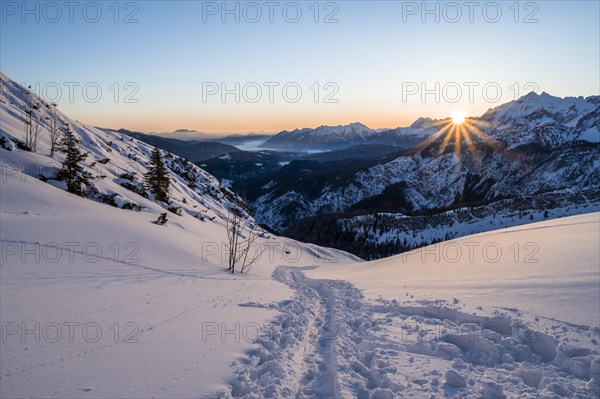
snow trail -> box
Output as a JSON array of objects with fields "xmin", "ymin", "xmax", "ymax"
[
  {"xmin": 220, "ymin": 266, "xmax": 600, "ymax": 398},
  {"xmin": 222, "ymin": 266, "xmax": 411, "ymax": 398}
]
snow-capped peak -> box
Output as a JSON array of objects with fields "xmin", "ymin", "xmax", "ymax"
[
  {"xmin": 262, "ymin": 122, "xmax": 377, "ymax": 149},
  {"xmin": 409, "ymin": 117, "xmax": 437, "ymax": 129},
  {"xmin": 480, "ymin": 91, "xmax": 597, "ymax": 126}
]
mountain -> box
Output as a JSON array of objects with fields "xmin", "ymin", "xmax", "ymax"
[
  {"xmin": 198, "ymin": 149, "xmax": 302, "ymax": 195},
  {"xmin": 261, "ymin": 122, "xmax": 377, "ymax": 150},
  {"xmin": 260, "ymin": 119, "xmax": 451, "ymax": 150},
  {"xmin": 155, "ymin": 128, "xmax": 212, "ymax": 141},
  {"xmin": 117, "ymin": 128, "xmax": 241, "ymax": 162},
  {"xmin": 261, "ymin": 92, "xmax": 599, "ymax": 153},
  {"xmin": 153, "ymin": 130, "xmax": 273, "ymax": 146},
  {"xmin": 286, "ymin": 186, "xmax": 600, "ymax": 259},
  {"xmin": 0, "ymin": 71, "xmax": 250, "ymax": 224},
  {"xmin": 199, "ymin": 144, "xmax": 408, "ymax": 198},
  {"xmin": 479, "ymin": 91, "xmax": 599, "ymax": 148},
  {"xmin": 249, "ymin": 92, "xmax": 600, "ymax": 257}
]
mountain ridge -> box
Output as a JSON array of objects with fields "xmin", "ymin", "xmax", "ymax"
[{"xmin": 260, "ymin": 91, "xmax": 599, "ymax": 151}]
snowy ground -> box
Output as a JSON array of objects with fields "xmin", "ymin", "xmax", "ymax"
[
  {"xmin": 221, "ymin": 213, "xmax": 600, "ymax": 398},
  {"xmin": 315, "ymin": 213, "xmax": 600, "ymax": 328},
  {"xmin": 2, "ymin": 193, "xmax": 599, "ymax": 399},
  {"xmin": 311, "ymin": 213, "xmax": 600, "ymax": 398},
  {"xmin": 0, "ymin": 166, "xmax": 356, "ymax": 398}
]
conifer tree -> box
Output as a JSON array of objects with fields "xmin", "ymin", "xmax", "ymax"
[
  {"xmin": 145, "ymin": 147, "xmax": 170, "ymax": 203},
  {"xmin": 57, "ymin": 129, "xmax": 90, "ymax": 196}
]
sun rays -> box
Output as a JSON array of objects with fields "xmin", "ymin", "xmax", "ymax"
[{"xmin": 411, "ymin": 114, "xmax": 499, "ymax": 158}]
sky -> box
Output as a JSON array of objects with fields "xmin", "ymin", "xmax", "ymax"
[{"xmin": 1, "ymin": 0, "xmax": 599, "ymax": 134}]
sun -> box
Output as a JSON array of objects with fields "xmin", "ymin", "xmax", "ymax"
[
  {"xmin": 409, "ymin": 112, "xmax": 500, "ymax": 159},
  {"xmin": 451, "ymin": 112, "xmax": 465, "ymax": 125}
]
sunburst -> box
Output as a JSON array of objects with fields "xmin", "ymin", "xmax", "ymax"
[{"xmin": 411, "ymin": 114, "xmax": 499, "ymax": 158}]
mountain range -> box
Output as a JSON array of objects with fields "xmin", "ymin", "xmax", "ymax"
[
  {"xmin": 5, "ymin": 64, "xmax": 596, "ymax": 262},
  {"xmin": 113, "ymin": 89, "xmax": 598, "ymax": 260},
  {"xmin": 261, "ymin": 121, "xmax": 436, "ymax": 150},
  {"xmin": 248, "ymin": 92, "xmax": 600, "ymax": 257}
]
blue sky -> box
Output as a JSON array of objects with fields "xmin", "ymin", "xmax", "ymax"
[{"xmin": 1, "ymin": 1, "xmax": 598, "ymax": 133}]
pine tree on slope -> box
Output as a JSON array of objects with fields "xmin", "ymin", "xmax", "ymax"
[
  {"xmin": 57, "ymin": 131, "xmax": 90, "ymax": 196},
  {"xmin": 145, "ymin": 147, "xmax": 170, "ymax": 203}
]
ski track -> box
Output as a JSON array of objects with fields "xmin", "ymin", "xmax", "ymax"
[
  {"xmin": 0, "ymin": 238, "xmax": 270, "ymax": 282},
  {"xmin": 220, "ymin": 266, "xmax": 600, "ymax": 399}
]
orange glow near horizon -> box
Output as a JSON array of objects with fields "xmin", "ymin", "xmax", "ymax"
[
  {"xmin": 59, "ymin": 101, "xmax": 497, "ymax": 138},
  {"xmin": 68, "ymin": 107, "xmax": 420, "ymax": 135}
]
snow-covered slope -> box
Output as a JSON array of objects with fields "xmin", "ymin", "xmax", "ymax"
[
  {"xmin": 0, "ymin": 71, "xmax": 358, "ymax": 398},
  {"xmin": 0, "ymin": 71, "xmax": 251, "ymax": 224},
  {"xmin": 0, "ymin": 161, "xmax": 357, "ymax": 398},
  {"xmin": 301, "ymin": 213, "xmax": 600, "ymax": 398},
  {"xmin": 480, "ymin": 92, "xmax": 600, "ymax": 148},
  {"xmin": 210, "ymin": 214, "xmax": 599, "ymax": 398},
  {"xmin": 312, "ymin": 212, "xmax": 600, "ymax": 327}
]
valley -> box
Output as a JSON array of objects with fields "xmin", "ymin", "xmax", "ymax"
[{"xmin": 128, "ymin": 92, "xmax": 600, "ymax": 260}]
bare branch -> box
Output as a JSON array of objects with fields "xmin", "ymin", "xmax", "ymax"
[{"xmin": 225, "ymin": 211, "xmax": 264, "ymax": 274}]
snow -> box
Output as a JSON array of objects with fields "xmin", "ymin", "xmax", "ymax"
[
  {"xmin": 1, "ymin": 71, "xmax": 599, "ymax": 398},
  {"xmin": 301, "ymin": 213, "xmax": 600, "ymax": 398},
  {"xmin": 310, "ymin": 213, "xmax": 600, "ymax": 327},
  {"xmin": 580, "ymin": 127, "xmax": 600, "ymax": 143},
  {"xmin": 0, "ymin": 131, "xmax": 17, "ymax": 151},
  {"xmin": 0, "ymin": 170, "xmax": 355, "ymax": 398},
  {"xmin": 480, "ymin": 92, "xmax": 596, "ymax": 127},
  {"xmin": 0, "ymin": 162, "xmax": 356, "ymax": 397},
  {"xmin": 475, "ymin": 92, "xmax": 600, "ymax": 148}
]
